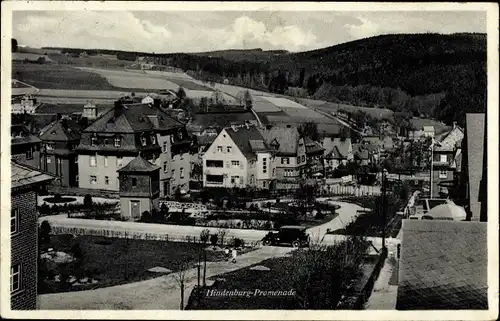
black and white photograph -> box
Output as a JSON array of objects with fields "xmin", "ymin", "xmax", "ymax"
[{"xmin": 1, "ymin": 1, "xmax": 498, "ymax": 319}]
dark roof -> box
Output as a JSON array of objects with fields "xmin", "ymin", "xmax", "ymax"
[
  {"xmin": 465, "ymin": 113, "xmax": 486, "ymax": 218},
  {"xmin": 258, "ymin": 125, "xmax": 300, "ymax": 155},
  {"xmin": 225, "ymin": 126, "xmax": 270, "ymax": 159},
  {"xmin": 40, "ymin": 118, "xmax": 82, "ymax": 142},
  {"xmin": 11, "ymin": 160, "xmax": 54, "ymax": 190},
  {"xmin": 196, "ymin": 134, "xmax": 217, "ymax": 146},
  {"xmin": 11, "ymin": 125, "xmax": 41, "ymax": 145},
  {"xmin": 117, "ymin": 155, "xmax": 160, "ymax": 172},
  {"xmin": 84, "ymin": 103, "xmax": 183, "ymax": 133},
  {"xmin": 397, "ymin": 220, "xmax": 487, "ymax": 310},
  {"xmin": 324, "ymin": 138, "xmax": 351, "ymax": 158},
  {"xmin": 303, "ymin": 136, "xmax": 324, "ymax": 155}
]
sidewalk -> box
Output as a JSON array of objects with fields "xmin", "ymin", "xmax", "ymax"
[{"xmin": 364, "ymin": 253, "xmax": 399, "ymax": 309}]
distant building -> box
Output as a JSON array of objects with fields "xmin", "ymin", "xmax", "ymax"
[
  {"xmin": 303, "ymin": 136, "xmax": 325, "ymax": 178},
  {"xmin": 397, "ymin": 220, "xmax": 487, "ymax": 309},
  {"xmin": 11, "ymin": 124, "xmax": 41, "ymax": 169},
  {"xmin": 431, "ymin": 124, "xmax": 464, "ymax": 198},
  {"xmin": 118, "ymin": 154, "xmax": 160, "ymax": 220},
  {"xmin": 11, "ymin": 161, "xmax": 54, "ymax": 309},
  {"xmin": 82, "ymin": 101, "xmax": 98, "ymax": 120},
  {"xmin": 322, "ymin": 137, "xmax": 353, "ymax": 174},
  {"xmin": 141, "ymin": 95, "xmax": 155, "ymax": 105},
  {"xmin": 11, "ymin": 95, "xmax": 38, "ymax": 114},
  {"xmin": 40, "ymin": 116, "xmax": 83, "ymax": 187},
  {"xmin": 75, "ymin": 102, "xmax": 191, "ymax": 197}
]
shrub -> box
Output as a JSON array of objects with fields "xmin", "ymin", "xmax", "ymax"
[
  {"xmin": 200, "ymin": 229, "xmax": 210, "ymax": 244},
  {"xmin": 233, "ymin": 238, "xmax": 244, "ymax": 248},
  {"xmin": 83, "ymin": 194, "xmax": 93, "ymax": 208},
  {"xmin": 39, "ymin": 203, "xmax": 51, "ymax": 216},
  {"xmin": 141, "ymin": 211, "xmax": 152, "ymax": 223},
  {"xmin": 54, "ymin": 193, "xmax": 62, "ymax": 200},
  {"xmin": 315, "ymin": 210, "xmax": 325, "ymax": 220},
  {"xmin": 70, "ymin": 243, "xmax": 84, "ymax": 260},
  {"xmin": 210, "ymin": 234, "xmax": 218, "ymax": 246},
  {"xmin": 160, "ymin": 203, "xmax": 169, "ymax": 214}
]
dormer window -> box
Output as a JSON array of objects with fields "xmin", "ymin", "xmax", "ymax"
[
  {"xmin": 114, "ymin": 136, "xmax": 122, "ymax": 147},
  {"xmin": 151, "ymin": 135, "xmax": 156, "ymax": 145},
  {"xmin": 141, "ymin": 136, "xmax": 147, "ymax": 146},
  {"xmin": 91, "ymin": 134, "xmax": 97, "ymax": 147}
]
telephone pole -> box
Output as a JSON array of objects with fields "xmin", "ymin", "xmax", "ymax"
[{"xmin": 381, "ymin": 168, "xmax": 387, "ymax": 250}]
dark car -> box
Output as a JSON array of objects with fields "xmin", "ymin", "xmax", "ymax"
[{"xmin": 262, "ymin": 226, "xmax": 310, "ymax": 248}]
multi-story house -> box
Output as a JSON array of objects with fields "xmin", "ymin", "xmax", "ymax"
[
  {"xmin": 259, "ymin": 125, "xmax": 307, "ymax": 190},
  {"xmin": 11, "ymin": 161, "xmax": 54, "ymax": 309},
  {"xmin": 75, "ymin": 102, "xmax": 191, "ymax": 196},
  {"xmin": 40, "ymin": 116, "xmax": 82, "ymax": 187},
  {"xmin": 322, "ymin": 137, "xmax": 353, "ymax": 175},
  {"xmin": 430, "ymin": 124, "xmax": 464, "ymax": 198},
  {"xmin": 202, "ymin": 125, "xmax": 276, "ymax": 189},
  {"xmin": 303, "ymin": 136, "xmax": 325, "ymax": 178},
  {"xmin": 11, "ymin": 124, "xmax": 41, "ymax": 169}
]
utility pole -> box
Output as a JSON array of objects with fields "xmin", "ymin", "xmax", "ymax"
[
  {"xmin": 197, "ymin": 251, "xmax": 201, "ymax": 305},
  {"xmin": 381, "ymin": 168, "xmax": 387, "ymax": 250},
  {"xmin": 203, "ymin": 249, "xmax": 207, "ymax": 287}
]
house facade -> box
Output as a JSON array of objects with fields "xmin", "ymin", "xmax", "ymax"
[
  {"xmin": 322, "ymin": 137, "xmax": 353, "ymax": 176},
  {"xmin": 431, "ymin": 125, "xmax": 464, "ymax": 198},
  {"xmin": 202, "ymin": 125, "xmax": 276, "ymax": 189},
  {"xmin": 76, "ymin": 101, "xmax": 190, "ymax": 196},
  {"xmin": 11, "ymin": 124, "xmax": 41, "ymax": 169},
  {"xmin": 11, "ymin": 161, "xmax": 54, "ymax": 309},
  {"xmin": 40, "ymin": 116, "xmax": 82, "ymax": 187}
]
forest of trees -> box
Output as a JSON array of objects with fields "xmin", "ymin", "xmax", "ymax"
[{"xmin": 44, "ymin": 33, "xmax": 486, "ymax": 126}]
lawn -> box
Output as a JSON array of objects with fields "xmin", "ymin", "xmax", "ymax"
[
  {"xmin": 167, "ymin": 78, "xmax": 213, "ymax": 91},
  {"xmin": 35, "ymin": 103, "xmax": 113, "ymax": 115},
  {"xmin": 39, "ymin": 234, "xmax": 227, "ymax": 294}
]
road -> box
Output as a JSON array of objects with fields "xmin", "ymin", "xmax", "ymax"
[{"xmin": 38, "ymin": 201, "xmax": 363, "ymax": 310}]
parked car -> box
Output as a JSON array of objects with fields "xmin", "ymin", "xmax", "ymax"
[{"xmin": 262, "ymin": 226, "xmax": 310, "ymax": 248}]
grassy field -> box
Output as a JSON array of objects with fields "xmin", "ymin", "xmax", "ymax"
[
  {"xmin": 40, "ymin": 234, "xmax": 226, "ymax": 294},
  {"xmin": 13, "ymin": 64, "xmax": 117, "ymax": 90},
  {"xmin": 48, "ymin": 53, "xmax": 136, "ymax": 68},
  {"xmin": 35, "ymin": 103, "xmax": 113, "ymax": 115},
  {"xmin": 167, "ymin": 78, "xmax": 213, "ymax": 91}
]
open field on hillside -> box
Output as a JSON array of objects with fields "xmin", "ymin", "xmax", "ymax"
[
  {"xmin": 12, "ymin": 64, "xmax": 118, "ymax": 91},
  {"xmin": 260, "ymin": 96, "xmax": 307, "ymax": 109},
  {"xmin": 252, "ymin": 96, "xmax": 282, "ymax": 112},
  {"xmin": 48, "ymin": 54, "xmax": 136, "ymax": 68},
  {"xmin": 35, "ymin": 103, "xmax": 113, "ymax": 115},
  {"xmin": 167, "ymin": 78, "xmax": 213, "ymax": 91},
  {"xmin": 13, "ymin": 53, "xmax": 54, "ymax": 62},
  {"xmin": 298, "ymin": 98, "xmax": 394, "ymax": 119},
  {"xmin": 37, "ymin": 89, "xmax": 151, "ymax": 99}
]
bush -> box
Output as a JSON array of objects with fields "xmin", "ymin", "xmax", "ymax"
[
  {"xmin": 160, "ymin": 203, "xmax": 169, "ymax": 214},
  {"xmin": 151, "ymin": 209, "xmax": 165, "ymax": 223},
  {"xmin": 315, "ymin": 210, "xmax": 325, "ymax": 220},
  {"xmin": 39, "ymin": 203, "xmax": 51, "ymax": 216},
  {"xmin": 200, "ymin": 229, "xmax": 210, "ymax": 244},
  {"xmin": 54, "ymin": 193, "xmax": 62, "ymax": 200},
  {"xmin": 141, "ymin": 211, "xmax": 152, "ymax": 223},
  {"xmin": 210, "ymin": 234, "xmax": 218, "ymax": 246},
  {"xmin": 70, "ymin": 243, "xmax": 84, "ymax": 260},
  {"xmin": 83, "ymin": 194, "xmax": 93, "ymax": 208},
  {"xmin": 233, "ymin": 238, "xmax": 244, "ymax": 248}
]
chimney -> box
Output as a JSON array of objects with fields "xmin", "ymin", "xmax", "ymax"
[{"xmin": 231, "ymin": 124, "xmax": 238, "ymax": 132}]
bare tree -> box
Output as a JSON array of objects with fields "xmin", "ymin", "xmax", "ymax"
[{"xmin": 172, "ymin": 259, "xmax": 191, "ymax": 310}]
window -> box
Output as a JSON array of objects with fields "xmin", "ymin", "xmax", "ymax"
[
  {"xmin": 171, "ymin": 169, "xmax": 175, "ymax": 178},
  {"xmin": 114, "ymin": 137, "xmax": 122, "ymax": 147},
  {"xmin": 45, "ymin": 143, "xmax": 54, "ymax": 150},
  {"xmin": 89, "ymin": 155, "xmax": 97, "ymax": 167},
  {"xmin": 206, "ymin": 175, "xmax": 224, "ymax": 184},
  {"xmin": 132, "ymin": 177, "xmax": 137, "ymax": 187},
  {"xmin": 26, "ymin": 147, "xmax": 33, "ymax": 160},
  {"xmin": 439, "ymin": 170, "xmax": 447, "ymax": 179},
  {"xmin": 180, "ymin": 168, "xmax": 185, "ymax": 179},
  {"xmin": 105, "ymin": 176, "xmax": 109, "ymax": 185},
  {"xmin": 281, "ymin": 157, "xmax": 290, "ymax": 165},
  {"xmin": 217, "ymin": 146, "xmax": 223, "ymax": 153},
  {"xmin": 250, "ymin": 174, "xmax": 255, "ymax": 184},
  {"xmin": 239, "ymin": 177, "xmax": 244, "ymax": 185},
  {"xmin": 263, "ymin": 181, "xmax": 267, "ymax": 188},
  {"xmin": 103, "ymin": 138, "xmax": 109, "ymax": 145},
  {"xmin": 104, "ymin": 156, "xmax": 108, "ymax": 167},
  {"xmin": 440, "ymin": 155, "xmax": 448, "ymax": 163},
  {"xmin": 90, "ymin": 176, "xmax": 97, "ymax": 184},
  {"xmin": 231, "ymin": 176, "xmax": 239, "ymax": 184},
  {"xmin": 272, "ymin": 168, "xmax": 276, "ymax": 176},
  {"xmin": 231, "ymin": 160, "xmax": 240, "ymax": 168},
  {"xmin": 151, "ymin": 135, "xmax": 156, "ymax": 144},
  {"xmin": 206, "ymin": 160, "xmax": 223, "ymax": 168},
  {"xmin": 91, "ymin": 135, "xmax": 97, "ymax": 147},
  {"xmin": 46, "ymin": 157, "xmax": 52, "ymax": 164},
  {"xmin": 263, "ymin": 158, "xmax": 267, "ymax": 174},
  {"xmin": 117, "ymin": 157, "xmax": 123, "ymax": 167},
  {"xmin": 163, "ymin": 162, "xmax": 168, "ymax": 173},
  {"xmin": 11, "ymin": 264, "xmax": 21, "ymax": 293},
  {"xmin": 11, "ymin": 209, "xmax": 19, "ymax": 235},
  {"xmin": 141, "ymin": 136, "xmax": 147, "ymax": 146},
  {"xmin": 227, "ymin": 146, "xmax": 232, "ymax": 153},
  {"xmin": 296, "ymin": 156, "xmax": 300, "ymax": 164},
  {"xmin": 163, "ymin": 141, "xmax": 168, "ymax": 152},
  {"xmin": 302, "ymin": 155, "xmax": 305, "ymax": 162}
]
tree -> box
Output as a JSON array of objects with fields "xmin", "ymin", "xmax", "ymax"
[
  {"xmin": 39, "ymin": 221, "xmax": 52, "ymax": 245},
  {"xmin": 243, "ymin": 90, "xmax": 253, "ymax": 110},
  {"xmin": 217, "ymin": 228, "xmax": 229, "ymax": 246},
  {"xmin": 209, "ymin": 234, "xmax": 218, "ymax": 246},
  {"xmin": 141, "ymin": 210, "xmax": 152, "ymax": 222},
  {"xmin": 173, "ymin": 258, "xmax": 190, "ymax": 310},
  {"xmin": 199, "ymin": 229, "xmax": 210, "ymax": 244},
  {"xmin": 199, "ymin": 97, "xmax": 208, "ymax": 112},
  {"xmin": 177, "ymin": 87, "xmax": 187, "ymax": 101},
  {"xmin": 298, "ymin": 122, "xmax": 320, "ymax": 141},
  {"xmin": 83, "ymin": 194, "xmax": 93, "ymax": 208},
  {"xmin": 12, "ymin": 38, "xmax": 18, "ymax": 52}
]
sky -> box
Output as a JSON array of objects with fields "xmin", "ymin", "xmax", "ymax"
[{"xmin": 12, "ymin": 10, "xmax": 487, "ymax": 53}]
